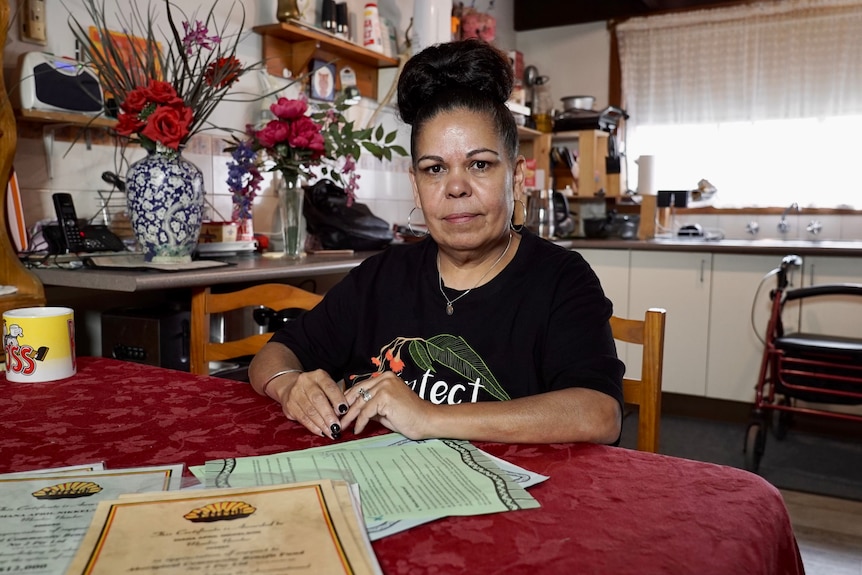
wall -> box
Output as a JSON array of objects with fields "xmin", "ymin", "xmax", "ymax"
[
  {"xmin": 515, "ymin": 21, "xmax": 610, "ymax": 112},
  {"xmin": 3, "ymin": 0, "xmax": 516, "ymax": 244}
]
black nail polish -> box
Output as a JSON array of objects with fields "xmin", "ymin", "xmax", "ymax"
[
  {"xmin": 330, "ymin": 423, "xmax": 341, "ymax": 434},
  {"xmin": 338, "ymin": 403, "xmax": 348, "ymax": 414},
  {"xmin": 331, "ymin": 431, "xmax": 341, "ymax": 440}
]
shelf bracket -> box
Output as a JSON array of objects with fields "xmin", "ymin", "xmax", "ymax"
[{"xmin": 41, "ymin": 123, "xmax": 101, "ymax": 179}]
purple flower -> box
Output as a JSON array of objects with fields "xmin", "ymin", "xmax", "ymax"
[
  {"xmin": 182, "ymin": 20, "xmax": 221, "ymax": 55},
  {"xmin": 226, "ymin": 141, "xmax": 262, "ymax": 220}
]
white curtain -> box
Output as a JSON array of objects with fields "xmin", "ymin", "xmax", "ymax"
[{"xmin": 617, "ymin": 0, "xmax": 862, "ymax": 208}]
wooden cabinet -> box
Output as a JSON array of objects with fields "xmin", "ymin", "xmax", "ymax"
[
  {"xmin": 518, "ymin": 127, "xmax": 551, "ymax": 187},
  {"xmin": 253, "ymin": 22, "xmax": 400, "ymax": 101},
  {"xmin": 629, "ymin": 251, "xmax": 712, "ymax": 395},
  {"xmin": 551, "ymin": 130, "xmax": 613, "ymax": 197}
]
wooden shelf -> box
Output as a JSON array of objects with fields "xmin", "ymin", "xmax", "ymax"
[
  {"xmin": 16, "ymin": 108, "xmax": 116, "ymax": 129},
  {"xmin": 253, "ymin": 22, "xmax": 399, "ymax": 101},
  {"xmin": 253, "ymin": 23, "xmax": 399, "ymax": 68}
]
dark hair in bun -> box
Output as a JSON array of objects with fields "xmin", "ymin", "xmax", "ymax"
[{"xmin": 397, "ymin": 39, "xmax": 518, "ymax": 162}]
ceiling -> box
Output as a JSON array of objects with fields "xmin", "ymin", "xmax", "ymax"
[{"xmin": 513, "ymin": 0, "xmax": 759, "ymax": 30}]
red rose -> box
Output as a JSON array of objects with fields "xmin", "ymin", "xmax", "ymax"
[
  {"xmin": 270, "ymin": 98, "xmax": 307, "ymax": 121},
  {"xmin": 120, "ymin": 87, "xmax": 150, "ymax": 114},
  {"xmin": 288, "ymin": 116, "xmax": 324, "ymax": 157},
  {"xmin": 140, "ymin": 105, "xmax": 193, "ymax": 150},
  {"xmin": 255, "ymin": 120, "xmax": 291, "ymax": 149},
  {"xmin": 115, "ymin": 111, "xmax": 145, "ymax": 136},
  {"xmin": 145, "ymin": 81, "xmax": 184, "ymax": 108},
  {"xmin": 205, "ymin": 57, "xmax": 242, "ymax": 88}
]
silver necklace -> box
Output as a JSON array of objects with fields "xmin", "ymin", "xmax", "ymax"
[{"xmin": 437, "ymin": 233, "xmax": 513, "ymax": 316}]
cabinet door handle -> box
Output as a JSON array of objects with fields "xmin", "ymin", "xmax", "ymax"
[
  {"xmin": 809, "ymin": 263, "xmax": 815, "ymax": 285},
  {"xmin": 700, "ymin": 259, "xmax": 705, "ymax": 283}
]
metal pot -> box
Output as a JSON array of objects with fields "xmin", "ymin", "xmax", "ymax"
[{"xmin": 560, "ymin": 95, "xmax": 595, "ymax": 111}]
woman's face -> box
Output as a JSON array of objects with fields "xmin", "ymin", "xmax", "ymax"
[{"xmin": 409, "ymin": 108, "xmax": 525, "ymax": 253}]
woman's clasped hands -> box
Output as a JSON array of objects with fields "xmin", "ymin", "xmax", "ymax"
[{"xmin": 278, "ymin": 369, "xmax": 433, "ymax": 441}]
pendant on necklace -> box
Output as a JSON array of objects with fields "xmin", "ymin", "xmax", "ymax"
[{"xmin": 446, "ymin": 304, "xmax": 454, "ymax": 316}]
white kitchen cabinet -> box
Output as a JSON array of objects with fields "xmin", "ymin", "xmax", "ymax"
[
  {"xmin": 577, "ymin": 248, "xmax": 632, "ymax": 373},
  {"xmin": 705, "ymin": 254, "xmax": 792, "ymax": 402},
  {"xmin": 797, "ymin": 255, "xmax": 862, "ymax": 416},
  {"xmin": 800, "ymin": 255, "xmax": 862, "ymax": 338},
  {"xmin": 576, "ymin": 248, "xmax": 630, "ymax": 318},
  {"xmin": 629, "ymin": 251, "xmax": 712, "ymax": 395}
]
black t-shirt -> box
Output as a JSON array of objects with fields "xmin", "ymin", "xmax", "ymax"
[{"xmin": 269, "ymin": 230, "xmax": 624, "ymax": 407}]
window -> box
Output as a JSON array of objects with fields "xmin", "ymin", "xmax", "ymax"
[{"xmin": 616, "ymin": 0, "xmax": 862, "ymax": 208}]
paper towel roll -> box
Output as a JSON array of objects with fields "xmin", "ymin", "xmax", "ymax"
[{"xmin": 637, "ymin": 155, "xmax": 657, "ymax": 196}]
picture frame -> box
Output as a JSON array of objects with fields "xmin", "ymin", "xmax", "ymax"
[{"xmin": 309, "ymin": 59, "xmax": 336, "ymax": 101}]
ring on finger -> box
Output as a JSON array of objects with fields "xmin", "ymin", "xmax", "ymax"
[{"xmin": 358, "ymin": 387, "xmax": 372, "ymax": 402}]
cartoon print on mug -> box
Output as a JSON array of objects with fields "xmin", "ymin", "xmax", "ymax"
[{"xmin": 2, "ymin": 307, "xmax": 76, "ymax": 382}]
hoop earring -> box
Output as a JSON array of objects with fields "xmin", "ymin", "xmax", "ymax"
[
  {"xmin": 511, "ymin": 199, "xmax": 527, "ymax": 232},
  {"xmin": 407, "ymin": 207, "xmax": 429, "ymax": 237}
]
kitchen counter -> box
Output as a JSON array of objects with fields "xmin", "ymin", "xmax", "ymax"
[
  {"xmin": 32, "ymin": 251, "xmax": 372, "ymax": 292},
  {"xmin": 561, "ymin": 237, "xmax": 862, "ymax": 256},
  {"xmin": 31, "ymin": 238, "xmax": 862, "ymax": 293}
]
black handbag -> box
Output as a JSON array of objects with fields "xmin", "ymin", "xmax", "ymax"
[{"xmin": 302, "ymin": 179, "xmax": 394, "ymax": 251}]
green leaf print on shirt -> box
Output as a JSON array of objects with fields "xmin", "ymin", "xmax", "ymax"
[
  {"xmin": 357, "ymin": 334, "xmax": 511, "ymax": 402},
  {"xmin": 419, "ymin": 334, "xmax": 510, "ymax": 401}
]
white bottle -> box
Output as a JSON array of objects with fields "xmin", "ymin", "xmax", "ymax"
[
  {"xmin": 363, "ymin": 4, "xmax": 384, "ymax": 53},
  {"xmin": 412, "ymin": 0, "xmax": 453, "ymax": 53}
]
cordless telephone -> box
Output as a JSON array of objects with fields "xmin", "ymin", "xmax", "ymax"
[
  {"xmin": 47, "ymin": 193, "xmax": 126, "ymax": 254},
  {"xmin": 52, "ymin": 193, "xmax": 85, "ymax": 253}
]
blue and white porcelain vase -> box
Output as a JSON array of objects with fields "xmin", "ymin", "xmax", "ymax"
[{"xmin": 126, "ymin": 149, "xmax": 204, "ymax": 263}]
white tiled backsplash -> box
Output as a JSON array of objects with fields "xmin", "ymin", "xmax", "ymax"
[
  {"xmin": 696, "ymin": 213, "xmax": 859, "ymax": 241},
  {"xmin": 14, "ymin": 100, "xmax": 415, "ymax": 241}
]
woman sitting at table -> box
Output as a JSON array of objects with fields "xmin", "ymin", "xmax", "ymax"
[{"xmin": 249, "ymin": 39, "xmax": 624, "ymax": 444}]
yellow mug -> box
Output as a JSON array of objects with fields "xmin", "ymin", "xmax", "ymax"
[{"xmin": 3, "ymin": 307, "xmax": 76, "ymax": 383}]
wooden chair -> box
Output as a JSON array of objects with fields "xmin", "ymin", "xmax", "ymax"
[
  {"xmin": 189, "ymin": 283, "xmax": 323, "ymax": 375},
  {"xmin": 0, "ymin": 2, "xmax": 46, "ymax": 335},
  {"xmin": 610, "ymin": 308, "xmax": 667, "ymax": 453}
]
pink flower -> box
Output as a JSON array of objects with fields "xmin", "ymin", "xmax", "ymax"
[
  {"xmin": 255, "ymin": 120, "xmax": 291, "ymax": 148},
  {"xmin": 271, "ymin": 97, "xmax": 308, "ymax": 121},
  {"xmin": 288, "ymin": 116, "xmax": 325, "ymax": 157},
  {"xmin": 182, "ymin": 20, "xmax": 221, "ymax": 55}
]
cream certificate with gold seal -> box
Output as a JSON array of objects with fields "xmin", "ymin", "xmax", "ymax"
[
  {"xmin": 0, "ymin": 465, "xmax": 183, "ymax": 574},
  {"xmin": 65, "ymin": 480, "xmax": 382, "ymax": 575}
]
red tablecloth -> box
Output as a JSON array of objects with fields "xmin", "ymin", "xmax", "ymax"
[{"xmin": 1, "ymin": 357, "xmax": 804, "ymax": 575}]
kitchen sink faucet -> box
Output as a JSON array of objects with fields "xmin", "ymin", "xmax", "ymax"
[{"xmin": 777, "ymin": 202, "xmax": 799, "ymax": 234}]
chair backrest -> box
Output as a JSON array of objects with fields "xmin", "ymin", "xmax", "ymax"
[
  {"xmin": 610, "ymin": 308, "xmax": 667, "ymax": 453},
  {"xmin": 189, "ymin": 283, "xmax": 323, "ymax": 375}
]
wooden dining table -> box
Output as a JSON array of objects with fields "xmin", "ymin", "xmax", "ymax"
[{"xmin": 1, "ymin": 357, "xmax": 804, "ymax": 574}]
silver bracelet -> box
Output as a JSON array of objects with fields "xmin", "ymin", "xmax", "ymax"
[{"xmin": 261, "ymin": 369, "xmax": 303, "ymax": 397}]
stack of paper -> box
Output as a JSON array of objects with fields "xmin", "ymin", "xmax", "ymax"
[{"xmin": 192, "ymin": 433, "xmax": 547, "ymax": 540}]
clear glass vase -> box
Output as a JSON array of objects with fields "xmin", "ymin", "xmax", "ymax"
[
  {"xmin": 125, "ymin": 148, "xmax": 204, "ymax": 263},
  {"xmin": 277, "ymin": 173, "xmax": 305, "ymax": 259}
]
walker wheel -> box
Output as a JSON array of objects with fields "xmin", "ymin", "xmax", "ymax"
[
  {"xmin": 744, "ymin": 422, "xmax": 766, "ymax": 473},
  {"xmin": 772, "ymin": 397, "xmax": 792, "ymax": 441}
]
